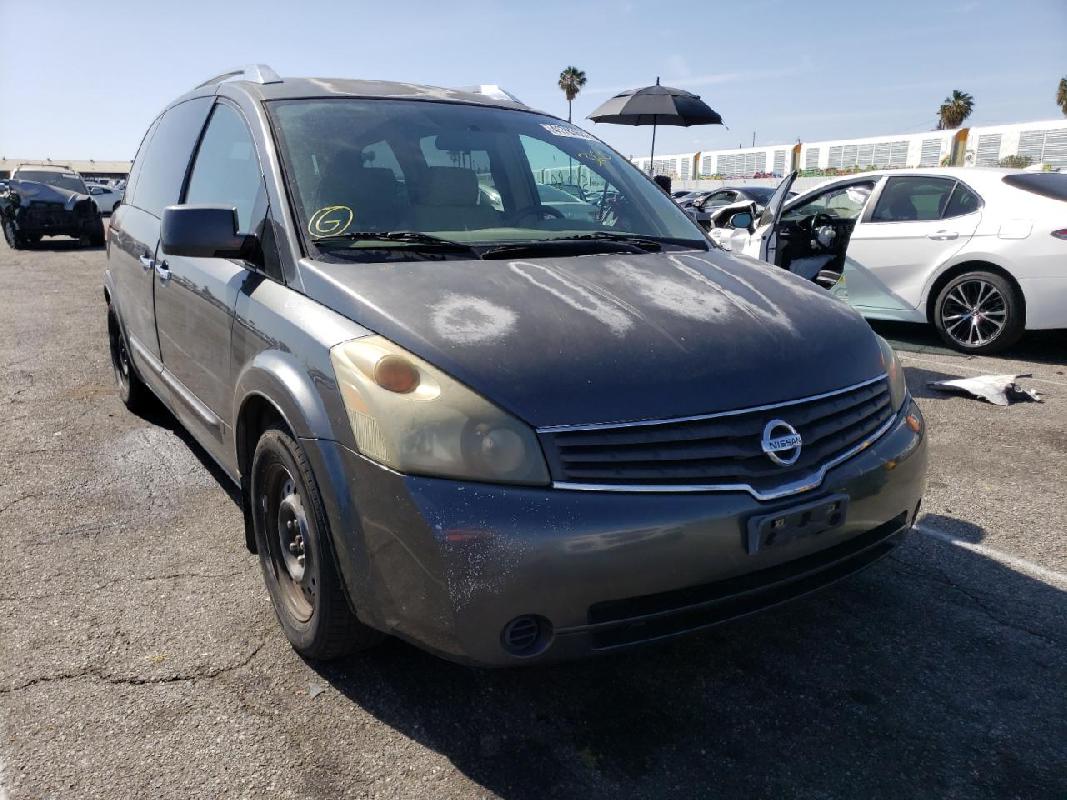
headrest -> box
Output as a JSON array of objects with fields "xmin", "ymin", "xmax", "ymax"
[{"xmin": 414, "ymin": 167, "xmax": 480, "ymax": 207}]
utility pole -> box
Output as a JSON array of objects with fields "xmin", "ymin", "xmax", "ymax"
[{"xmin": 752, "ymin": 131, "xmax": 756, "ymax": 147}]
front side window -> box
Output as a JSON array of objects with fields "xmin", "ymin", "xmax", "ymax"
[
  {"xmin": 871, "ymin": 176, "xmax": 956, "ymax": 222},
  {"xmin": 185, "ymin": 103, "xmax": 263, "ymax": 232},
  {"xmin": 783, "ymin": 182, "xmax": 874, "ymax": 221},
  {"xmin": 131, "ymin": 97, "xmax": 213, "ymax": 218},
  {"xmin": 267, "ymin": 98, "xmax": 705, "ymax": 261}
]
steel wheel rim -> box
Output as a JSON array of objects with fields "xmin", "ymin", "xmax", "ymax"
[
  {"xmin": 262, "ymin": 466, "xmax": 316, "ymax": 622},
  {"xmin": 941, "ymin": 279, "xmax": 1007, "ymax": 348}
]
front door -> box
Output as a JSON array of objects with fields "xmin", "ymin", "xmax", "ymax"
[
  {"xmin": 154, "ymin": 101, "xmax": 266, "ymax": 449},
  {"xmin": 845, "ymin": 175, "xmax": 981, "ymax": 314}
]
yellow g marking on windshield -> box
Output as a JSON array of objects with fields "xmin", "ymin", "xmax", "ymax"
[
  {"xmin": 577, "ymin": 151, "xmax": 611, "ymax": 167},
  {"xmin": 309, "ymin": 205, "xmax": 354, "ymax": 237}
]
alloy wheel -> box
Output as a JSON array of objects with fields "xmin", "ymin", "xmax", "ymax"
[{"xmin": 939, "ymin": 279, "xmax": 1008, "ymax": 348}]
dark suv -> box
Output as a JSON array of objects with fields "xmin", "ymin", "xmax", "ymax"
[{"xmin": 105, "ymin": 65, "xmax": 927, "ymax": 666}]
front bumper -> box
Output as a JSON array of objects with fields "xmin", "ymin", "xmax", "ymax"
[{"xmin": 304, "ymin": 398, "xmax": 927, "ymax": 666}]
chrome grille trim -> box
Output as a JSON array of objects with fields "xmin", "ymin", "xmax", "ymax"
[{"xmin": 538, "ymin": 375, "xmax": 900, "ymax": 501}]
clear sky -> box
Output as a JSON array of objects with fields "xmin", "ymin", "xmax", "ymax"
[{"xmin": 1, "ymin": 0, "xmax": 1064, "ymax": 162}]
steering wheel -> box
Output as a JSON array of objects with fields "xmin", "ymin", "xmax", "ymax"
[{"xmin": 508, "ymin": 204, "xmax": 565, "ymax": 225}]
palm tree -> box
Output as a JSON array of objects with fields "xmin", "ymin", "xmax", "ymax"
[
  {"xmin": 937, "ymin": 90, "xmax": 975, "ymax": 130},
  {"xmin": 1057, "ymin": 77, "xmax": 1067, "ymax": 117},
  {"xmin": 558, "ymin": 66, "xmax": 587, "ymax": 123}
]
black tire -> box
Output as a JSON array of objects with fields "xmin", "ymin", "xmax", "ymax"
[
  {"xmin": 89, "ymin": 220, "xmax": 105, "ymax": 247},
  {"xmin": 2, "ymin": 219, "xmax": 23, "ymax": 250},
  {"xmin": 933, "ymin": 270, "xmax": 1024, "ymax": 354},
  {"xmin": 107, "ymin": 309, "xmax": 150, "ymax": 412},
  {"xmin": 251, "ymin": 427, "xmax": 383, "ymax": 660}
]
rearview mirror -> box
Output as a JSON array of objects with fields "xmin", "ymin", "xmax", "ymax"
[
  {"xmin": 161, "ymin": 205, "xmax": 253, "ymax": 258},
  {"xmin": 729, "ymin": 211, "xmax": 753, "ymax": 229}
]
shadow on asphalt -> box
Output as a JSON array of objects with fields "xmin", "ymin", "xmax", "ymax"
[
  {"xmin": 305, "ymin": 530, "xmax": 1064, "ymax": 799},
  {"xmin": 131, "ymin": 392, "xmax": 242, "ymax": 507},
  {"xmin": 16, "ymin": 238, "xmax": 106, "ymax": 252},
  {"xmin": 871, "ymin": 319, "xmax": 1067, "ymax": 367}
]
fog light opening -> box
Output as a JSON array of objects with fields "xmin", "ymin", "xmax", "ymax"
[{"xmin": 501, "ymin": 615, "xmax": 553, "ymax": 657}]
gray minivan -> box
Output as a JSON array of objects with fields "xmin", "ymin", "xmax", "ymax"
[{"xmin": 105, "ymin": 65, "xmax": 927, "ymax": 666}]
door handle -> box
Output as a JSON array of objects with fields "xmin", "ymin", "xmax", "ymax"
[
  {"xmin": 928, "ymin": 230, "xmax": 959, "ymax": 241},
  {"xmin": 138, "ymin": 254, "xmax": 155, "ymax": 271},
  {"xmin": 154, "ymin": 260, "xmax": 171, "ymax": 284}
]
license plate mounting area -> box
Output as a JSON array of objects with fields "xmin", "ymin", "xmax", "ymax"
[{"xmin": 745, "ymin": 494, "xmax": 849, "ymax": 556}]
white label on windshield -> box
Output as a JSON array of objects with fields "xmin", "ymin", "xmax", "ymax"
[{"xmin": 541, "ymin": 123, "xmax": 597, "ymax": 141}]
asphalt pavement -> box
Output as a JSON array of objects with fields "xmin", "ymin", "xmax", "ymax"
[{"xmin": 0, "ymin": 238, "xmax": 1064, "ymax": 799}]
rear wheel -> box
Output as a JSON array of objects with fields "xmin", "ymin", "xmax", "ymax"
[
  {"xmin": 89, "ymin": 220, "xmax": 105, "ymax": 246},
  {"xmin": 251, "ymin": 427, "xmax": 382, "ymax": 660},
  {"xmin": 107, "ymin": 309, "xmax": 149, "ymax": 411},
  {"xmin": 933, "ymin": 270, "xmax": 1024, "ymax": 354}
]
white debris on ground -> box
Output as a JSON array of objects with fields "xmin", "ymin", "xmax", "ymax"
[{"xmin": 928, "ymin": 373, "xmax": 1043, "ymax": 406}]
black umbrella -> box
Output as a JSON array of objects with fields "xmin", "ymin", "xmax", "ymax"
[{"xmin": 587, "ymin": 77, "xmax": 724, "ymax": 171}]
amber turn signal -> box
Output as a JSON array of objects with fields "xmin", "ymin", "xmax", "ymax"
[{"xmin": 373, "ymin": 355, "xmax": 420, "ymax": 394}]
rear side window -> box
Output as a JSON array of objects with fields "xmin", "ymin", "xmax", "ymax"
[
  {"xmin": 943, "ymin": 182, "xmax": 982, "ymax": 218},
  {"xmin": 130, "ymin": 97, "xmax": 212, "ymax": 218},
  {"xmin": 184, "ymin": 103, "xmax": 263, "ymax": 233},
  {"xmin": 871, "ymin": 176, "xmax": 955, "ymax": 222},
  {"xmin": 1002, "ymin": 172, "xmax": 1067, "ymax": 201}
]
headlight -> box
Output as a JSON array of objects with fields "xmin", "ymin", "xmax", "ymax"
[
  {"xmin": 877, "ymin": 336, "xmax": 908, "ymax": 411},
  {"xmin": 330, "ymin": 335, "xmax": 549, "ymax": 485}
]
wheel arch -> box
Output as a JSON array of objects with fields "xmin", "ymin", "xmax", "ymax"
[
  {"xmin": 232, "ymin": 350, "xmax": 345, "ymax": 553},
  {"xmin": 923, "ymin": 259, "xmax": 1026, "ymax": 327}
]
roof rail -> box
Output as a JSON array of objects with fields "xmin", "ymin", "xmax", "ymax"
[
  {"xmin": 459, "ymin": 85, "xmax": 526, "ymax": 105},
  {"xmin": 195, "ymin": 64, "xmax": 282, "ymax": 90}
]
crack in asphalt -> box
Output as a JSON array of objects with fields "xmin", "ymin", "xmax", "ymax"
[
  {"xmin": 0, "ymin": 639, "xmax": 268, "ymax": 696},
  {"xmin": 0, "ymin": 568, "xmax": 253, "ymax": 602},
  {"xmin": 0, "ymin": 495, "xmax": 35, "ymax": 516},
  {"xmin": 887, "ymin": 554, "xmax": 1061, "ymax": 648}
]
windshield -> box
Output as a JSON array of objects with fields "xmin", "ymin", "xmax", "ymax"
[
  {"xmin": 742, "ymin": 187, "xmax": 774, "ymax": 204},
  {"xmin": 15, "ymin": 170, "xmax": 87, "ymax": 194},
  {"xmin": 267, "ymin": 98, "xmax": 706, "ymax": 261}
]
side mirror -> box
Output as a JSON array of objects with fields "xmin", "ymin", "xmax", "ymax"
[
  {"xmin": 161, "ymin": 205, "xmax": 253, "ymax": 258},
  {"xmin": 729, "ymin": 211, "xmax": 753, "ymax": 229}
]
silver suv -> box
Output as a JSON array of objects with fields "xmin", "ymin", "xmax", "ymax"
[{"xmin": 105, "ymin": 65, "xmax": 927, "ymax": 665}]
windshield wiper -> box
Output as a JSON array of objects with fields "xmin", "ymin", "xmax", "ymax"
[
  {"xmin": 545, "ymin": 232, "xmax": 668, "ymax": 251},
  {"xmin": 311, "ymin": 231, "xmax": 482, "ymax": 258}
]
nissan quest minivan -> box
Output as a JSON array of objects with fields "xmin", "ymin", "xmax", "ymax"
[{"xmin": 104, "ymin": 65, "xmax": 927, "ymax": 665}]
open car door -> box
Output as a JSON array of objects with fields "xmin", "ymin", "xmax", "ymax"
[{"xmin": 742, "ymin": 171, "xmax": 797, "ymax": 264}]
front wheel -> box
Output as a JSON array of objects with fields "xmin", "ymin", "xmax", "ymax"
[
  {"xmin": 251, "ymin": 427, "xmax": 383, "ymax": 660},
  {"xmin": 933, "ymin": 271, "xmax": 1024, "ymax": 354},
  {"xmin": 2, "ymin": 219, "xmax": 23, "ymax": 250}
]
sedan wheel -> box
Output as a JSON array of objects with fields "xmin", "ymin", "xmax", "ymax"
[{"xmin": 933, "ymin": 270, "xmax": 1024, "ymax": 354}]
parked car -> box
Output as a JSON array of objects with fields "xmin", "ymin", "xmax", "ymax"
[
  {"xmin": 87, "ymin": 182, "xmax": 124, "ymax": 214},
  {"xmin": 681, "ymin": 185, "xmax": 792, "ymax": 229},
  {"xmin": 105, "ymin": 66, "xmax": 926, "ymax": 666},
  {"xmin": 1, "ymin": 164, "xmax": 105, "ymax": 248},
  {"xmin": 730, "ymin": 168, "xmax": 1067, "ymax": 353},
  {"xmin": 535, "ymin": 183, "xmax": 600, "ymax": 222}
]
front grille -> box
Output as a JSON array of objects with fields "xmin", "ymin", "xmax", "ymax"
[
  {"xmin": 587, "ymin": 512, "xmax": 908, "ymax": 649},
  {"xmin": 25, "ymin": 201, "xmax": 70, "ymax": 228},
  {"xmin": 539, "ymin": 377, "xmax": 893, "ymax": 493}
]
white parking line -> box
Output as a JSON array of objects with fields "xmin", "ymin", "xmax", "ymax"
[
  {"xmin": 897, "ymin": 352, "xmax": 1067, "ymax": 388},
  {"xmin": 914, "ymin": 522, "xmax": 1067, "ymax": 588}
]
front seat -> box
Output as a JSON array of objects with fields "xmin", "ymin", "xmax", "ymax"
[
  {"xmin": 411, "ymin": 167, "xmax": 500, "ymax": 232},
  {"xmin": 316, "ymin": 149, "xmax": 407, "ymax": 231}
]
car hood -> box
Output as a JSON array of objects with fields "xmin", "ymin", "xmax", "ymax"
[
  {"xmin": 6, "ymin": 179, "xmax": 89, "ymax": 209},
  {"xmin": 300, "ymin": 248, "xmax": 885, "ymax": 427}
]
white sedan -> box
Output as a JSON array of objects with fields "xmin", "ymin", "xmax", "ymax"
[
  {"xmin": 728, "ymin": 168, "xmax": 1067, "ymax": 353},
  {"xmin": 86, "ymin": 183, "xmax": 124, "ymax": 214}
]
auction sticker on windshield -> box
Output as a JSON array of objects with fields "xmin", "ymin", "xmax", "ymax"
[{"xmin": 541, "ymin": 123, "xmax": 597, "ymax": 141}]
